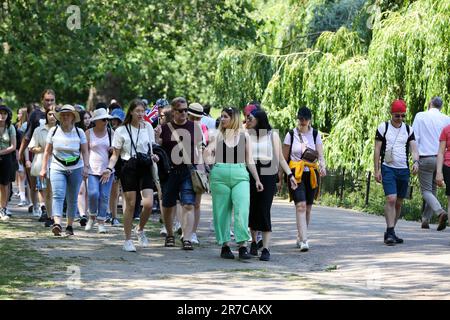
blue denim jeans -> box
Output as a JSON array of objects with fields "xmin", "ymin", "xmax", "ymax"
[
  {"xmin": 88, "ymin": 174, "xmax": 114, "ymax": 221},
  {"xmin": 50, "ymin": 167, "xmax": 83, "ymax": 219}
]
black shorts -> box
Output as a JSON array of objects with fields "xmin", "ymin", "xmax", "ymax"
[
  {"xmin": 120, "ymin": 159, "xmax": 154, "ymax": 193},
  {"xmin": 0, "ymin": 153, "xmax": 15, "ymax": 185},
  {"xmin": 289, "ymin": 171, "xmax": 318, "ymax": 205},
  {"xmin": 443, "ymin": 165, "xmax": 450, "ymax": 196}
]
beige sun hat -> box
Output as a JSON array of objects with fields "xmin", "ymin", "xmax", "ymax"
[
  {"xmin": 90, "ymin": 108, "xmax": 113, "ymax": 122},
  {"xmin": 55, "ymin": 104, "xmax": 80, "ymax": 123},
  {"xmin": 188, "ymin": 103, "xmax": 204, "ymax": 118}
]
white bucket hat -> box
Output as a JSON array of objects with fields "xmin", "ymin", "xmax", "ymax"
[
  {"xmin": 90, "ymin": 108, "xmax": 113, "ymax": 122},
  {"xmin": 55, "ymin": 104, "xmax": 80, "ymax": 123},
  {"xmin": 188, "ymin": 103, "xmax": 204, "ymax": 118}
]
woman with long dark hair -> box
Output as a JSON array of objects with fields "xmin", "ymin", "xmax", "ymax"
[
  {"xmin": 101, "ymin": 99, "xmax": 157, "ymax": 252},
  {"xmin": 0, "ymin": 105, "xmax": 16, "ymax": 221},
  {"xmin": 246, "ymin": 109, "xmax": 297, "ymax": 261}
]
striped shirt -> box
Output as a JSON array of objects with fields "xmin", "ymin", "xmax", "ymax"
[{"xmin": 46, "ymin": 126, "xmax": 87, "ymax": 171}]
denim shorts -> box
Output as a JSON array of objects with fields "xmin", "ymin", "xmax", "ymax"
[
  {"xmin": 381, "ymin": 164, "xmax": 410, "ymax": 198},
  {"xmin": 162, "ymin": 166, "xmax": 196, "ymax": 207}
]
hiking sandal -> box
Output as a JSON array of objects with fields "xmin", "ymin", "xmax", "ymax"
[
  {"xmin": 165, "ymin": 235, "xmax": 175, "ymax": 247},
  {"xmin": 182, "ymin": 240, "xmax": 193, "ymax": 251}
]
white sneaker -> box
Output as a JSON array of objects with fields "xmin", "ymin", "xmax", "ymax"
[
  {"xmin": 98, "ymin": 224, "xmax": 107, "ymax": 234},
  {"xmin": 135, "ymin": 227, "xmax": 149, "ymax": 247},
  {"xmin": 300, "ymin": 240, "xmax": 309, "ymax": 252},
  {"xmin": 85, "ymin": 219, "xmax": 94, "ymax": 231},
  {"xmin": 123, "ymin": 240, "xmax": 136, "ymax": 252},
  {"xmin": 191, "ymin": 233, "xmax": 199, "ymax": 245},
  {"xmin": 296, "ymin": 238, "xmax": 302, "ymax": 248},
  {"xmin": 160, "ymin": 226, "xmax": 168, "ymax": 237},
  {"xmin": 230, "ymin": 229, "xmax": 234, "ymax": 238},
  {"xmin": 32, "ymin": 206, "xmax": 41, "ymax": 217},
  {"xmin": 0, "ymin": 208, "xmax": 10, "ymax": 221},
  {"xmin": 173, "ymin": 221, "xmax": 182, "ymax": 234}
]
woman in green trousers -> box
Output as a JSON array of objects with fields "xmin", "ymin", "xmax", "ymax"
[{"xmin": 205, "ymin": 107, "xmax": 264, "ymax": 260}]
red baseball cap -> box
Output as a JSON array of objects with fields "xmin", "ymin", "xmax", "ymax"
[{"xmin": 391, "ymin": 99, "xmax": 407, "ymax": 113}]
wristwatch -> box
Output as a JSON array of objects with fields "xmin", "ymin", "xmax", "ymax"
[{"xmin": 106, "ymin": 167, "xmax": 113, "ymax": 172}]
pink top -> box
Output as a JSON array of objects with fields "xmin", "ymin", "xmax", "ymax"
[
  {"xmin": 439, "ymin": 125, "xmax": 450, "ymax": 167},
  {"xmin": 88, "ymin": 128, "xmax": 112, "ymax": 175},
  {"xmin": 201, "ymin": 123, "xmax": 209, "ymax": 145}
]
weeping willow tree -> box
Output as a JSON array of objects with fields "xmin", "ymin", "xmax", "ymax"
[{"xmin": 213, "ymin": 0, "xmax": 450, "ymax": 173}]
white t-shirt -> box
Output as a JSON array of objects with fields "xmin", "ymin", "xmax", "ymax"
[
  {"xmin": 29, "ymin": 124, "xmax": 51, "ymax": 176},
  {"xmin": 376, "ymin": 122, "xmax": 415, "ymax": 169},
  {"xmin": 283, "ymin": 128, "xmax": 323, "ymax": 171},
  {"xmin": 47, "ymin": 126, "xmax": 87, "ymax": 171},
  {"xmin": 250, "ymin": 132, "xmax": 273, "ymax": 161},
  {"xmin": 113, "ymin": 122, "xmax": 155, "ymax": 161}
]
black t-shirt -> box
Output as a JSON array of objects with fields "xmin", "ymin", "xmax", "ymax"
[
  {"xmin": 161, "ymin": 120, "xmax": 203, "ymax": 167},
  {"xmin": 25, "ymin": 109, "xmax": 46, "ymax": 141}
]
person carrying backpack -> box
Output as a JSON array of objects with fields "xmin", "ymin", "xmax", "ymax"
[
  {"xmin": 374, "ymin": 100, "xmax": 419, "ymax": 246},
  {"xmin": 40, "ymin": 105, "xmax": 89, "ymax": 236},
  {"xmin": 282, "ymin": 107, "xmax": 326, "ymax": 252}
]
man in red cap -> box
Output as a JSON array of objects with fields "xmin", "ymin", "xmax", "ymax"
[{"xmin": 374, "ymin": 99, "xmax": 419, "ymax": 246}]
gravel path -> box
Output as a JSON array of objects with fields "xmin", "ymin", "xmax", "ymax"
[{"xmin": 7, "ymin": 194, "xmax": 450, "ymax": 299}]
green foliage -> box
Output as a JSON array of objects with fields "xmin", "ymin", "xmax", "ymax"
[{"xmin": 0, "ymin": 0, "xmax": 258, "ymax": 105}]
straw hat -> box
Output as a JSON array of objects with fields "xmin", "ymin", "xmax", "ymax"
[
  {"xmin": 188, "ymin": 103, "xmax": 204, "ymax": 118},
  {"xmin": 55, "ymin": 104, "xmax": 80, "ymax": 123},
  {"xmin": 90, "ymin": 108, "xmax": 113, "ymax": 122}
]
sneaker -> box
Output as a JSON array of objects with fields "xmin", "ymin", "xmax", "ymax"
[
  {"xmin": 105, "ymin": 213, "xmax": 112, "ymax": 223},
  {"xmin": 52, "ymin": 224, "xmax": 62, "ymax": 236},
  {"xmin": 32, "ymin": 206, "xmax": 41, "ymax": 217},
  {"xmin": 160, "ymin": 226, "xmax": 168, "ymax": 237},
  {"xmin": 17, "ymin": 200, "xmax": 29, "ymax": 207},
  {"xmin": 79, "ymin": 216, "xmax": 88, "ymax": 227},
  {"xmin": 437, "ymin": 212, "xmax": 448, "ymax": 231},
  {"xmin": 421, "ymin": 220, "xmax": 430, "ymax": 229},
  {"xmin": 173, "ymin": 221, "xmax": 182, "ymax": 235},
  {"xmin": 0, "ymin": 208, "xmax": 10, "ymax": 222},
  {"xmin": 44, "ymin": 217, "xmax": 54, "ymax": 227},
  {"xmin": 65, "ymin": 225, "xmax": 74, "ymax": 236},
  {"xmin": 230, "ymin": 229, "xmax": 234, "ymax": 238},
  {"xmin": 220, "ymin": 246, "xmax": 235, "ymax": 259},
  {"xmin": 300, "ymin": 240, "xmax": 309, "ymax": 252},
  {"xmin": 393, "ymin": 233, "xmax": 404, "ymax": 244},
  {"xmin": 259, "ymin": 248, "xmax": 270, "ymax": 261},
  {"xmin": 296, "ymin": 238, "xmax": 302, "ymax": 248},
  {"xmin": 257, "ymin": 239, "xmax": 264, "ymax": 249},
  {"xmin": 28, "ymin": 204, "xmax": 33, "ymax": 213},
  {"xmin": 191, "ymin": 233, "xmax": 199, "ymax": 245},
  {"xmin": 135, "ymin": 227, "xmax": 149, "ymax": 247},
  {"xmin": 384, "ymin": 232, "xmax": 396, "ymax": 246},
  {"xmin": 98, "ymin": 224, "xmax": 107, "ymax": 234},
  {"xmin": 38, "ymin": 212, "xmax": 47, "ymax": 222},
  {"xmin": 238, "ymin": 246, "xmax": 252, "ymax": 260},
  {"xmin": 123, "ymin": 240, "xmax": 136, "ymax": 252},
  {"xmin": 85, "ymin": 219, "xmax": 94, "ymax": 231},
  {"xmin": 5, "ymin": 208, "xmax": 12, "ymax": 217},
  {"xmin": 250, "ymin": 241, "xmax": 258, "ymax": 256},
  {"xmin": 111, "ymin": 218, "xmax": 121, "ymax": 227}
]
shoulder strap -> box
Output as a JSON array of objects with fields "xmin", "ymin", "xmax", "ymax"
[
  {"xmin": 51, "ymin": 125, "xmax": 59, "ymax": 138},
  {"xmin": 405, "ymin": 124, "xmax": 410, "ymax": 136},
  {"xmin": 107, "ymin": 127, "xmax": 112, "ymax": 147},
  {"xmin": 125, "ymin": 124, "xmax": 139, "ymax": 157},
  {"xmin": 288, "ymin": 129, "xmax": 294, "ymax": 162},
  {"xmin": 383, "ymin": 121, "xmax": 389, "ymax": 139},
  {"xmin": 313, "ymin": 128, "xmax": 318, "ymax": 145},
  {"xmin": 75, "ymin": 127, "xmax": 81, "ymax": 139}
]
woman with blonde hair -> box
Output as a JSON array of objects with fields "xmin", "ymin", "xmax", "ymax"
[{"xmin": 205, "ymin": 107, "xmax": 263, "ymax": 260}]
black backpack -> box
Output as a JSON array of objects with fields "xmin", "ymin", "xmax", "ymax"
[{"xmin": 152, "ymin": 144, "xmax": 171, "ymax": 183}]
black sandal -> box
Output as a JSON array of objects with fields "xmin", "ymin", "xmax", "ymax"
[
  {"xmin": 52, "ymin": 224, "xmax": 62, "ymax": 236},
  {"xmin": 182, "ymin": 240, "xmax": 193, "ymax": 250},
  {"xmin": 165, "ymin": 236, "xmax": 175, "ymax": 247}
]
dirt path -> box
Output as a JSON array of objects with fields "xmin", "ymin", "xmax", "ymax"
[{"xmin": 5, "ymin": 194, "xmax": 450, "ymax": 299}]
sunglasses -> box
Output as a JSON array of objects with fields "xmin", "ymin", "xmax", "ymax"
[
  {"xmin": 298, "ymin": 117, "xmax": 310, "ymax": 121},
  {"xmin": 44, "ymin": 99, "xmax": 55, "ymax": 102},
  {"xmin": 394, "ymin": 114, "xmax": 406, "ymax": 118},
  {"xmin": 175, "ymin": 108, "xmax": 188, "ymax": 113}
]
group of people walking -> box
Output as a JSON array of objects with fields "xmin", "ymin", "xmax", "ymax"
[{"xmin": 1, "ymin": 89, "xmax": 448, "ymax": 262}]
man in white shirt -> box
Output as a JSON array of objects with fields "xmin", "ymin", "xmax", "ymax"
[
  {"xmin": 412, "ymin": 97, "xmax": 449, "ymax": 230},
  {"xmin": 374, "ymin": 100, "xmax": 419, "ymax": 246}
]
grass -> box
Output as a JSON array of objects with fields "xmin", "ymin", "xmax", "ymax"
[{"xmin": 0, "ymin": 219, "xmax": 76, "ymax": 299}]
